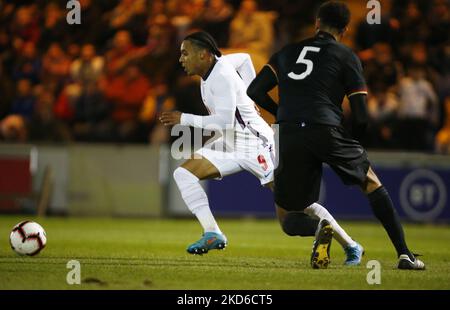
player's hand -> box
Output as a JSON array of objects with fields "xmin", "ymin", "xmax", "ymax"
[{"xmin": 160, "ymin": 111, "xmax": 182, "ymax": 126}]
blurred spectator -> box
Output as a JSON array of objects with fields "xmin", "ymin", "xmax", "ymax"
[
  {"xmin": 140, "ymin": 83, "xmax": 175, "ymax": 145},
  {"xmin": 67, "ymin": 43, "xmax": 81, "ymax": 61},
  {"xmin": 105, "ymin": 30, "xmax": 142, "ymax": 76},
  {"xmin": 435, "ymin": 96, "xmax": 450, "ymax": 154},
  {"xmin": 107, "ymin": 0, "xmax": 148, "ymax": 45},
  {"xmin": 396, "ymin": 1, "xmax": 430, "ymax": 45},
  {"xmin": 0, "ymin": 0, "xmax": 447, "ymax": 149},
  {"xmin": 405, "ymin": 42, "xmax": 442, "ymax": 87},
  {"xmin": 69, "ymin": 89, "xmax": 109, "ymax": 142},
  {"xmin": 0, "ymin": 114, "xmax": 28, "ymax": 143},
  {"xmin": 170, "ymin": 0, "xmax": 205, "ymax": 44},
  {"xmin": 396, "ymin": 65, "xmax": 439, "ymax": 150},
  {"xmin": 72, "ymin": 0, "xmax": 106, "ymax": 46},
  {"xmin": 10, "ymin": 79, "xmax": 35, "ymax": 119},
  {"xmin": 363, "ymin": 42, "xmax": 401, "ymax": 91},
  {"xmin": 95, "ymin": 0, "xmax": 119, "ymax": 12},
  {"xmin": 0, "ymin": 62, "xmax": 14, "ymax": 119},
  {"xmin": 149, "ymin": 0, "xmax": 167, "ymax": 19},
  {"xmin": 355, "ymin": 14, "xmax": 396, "ymax": 52},
  {"xmin": 12, "ymin": 41, "xmax": 41, "ymax": 84},
  {"xmin": 53, "ymin": 43, "xmax": 105, "ymax": 128},
  {"xmin": 0, "ymin": 28, "xmax": 11, "ymax": 58},
  {"xmin": 108, "ymin": 0, "xmax": 147, "ymax": 30},
  {"xmin": 9, "ymin": 5, "xmax": 40, "ymax": 47},
  {"xmin": 436, "ymin": 73, "xmax": 450, "ymax": 128},
  {"xmin": 66, "ymin": 44, "xmax": 108, "ymax": 141},
  {"xmin": 29, "ymin": 85, "xmax": 71, "ymax": 142},
  {"xmin": 196, "ymin": 0, "xmax": 233, "ymax": 47},
  {"xmin": 101, "ymin": 65, "xmax": 151, "ymax": 142},
  {"xmin": 41, "ymin": 42, "xmax": 71, "ymax": 86},
  {"xmin": 228, "ymin": 0, "xmax": 275, "ymax": 59},
  {"xmin": 111, "ymin": 0, "xmax": 147, "ymax": 46},
  {"xmin": 53, "ymin": 88, "xmax": 75, "ymax": 122},
  {"xmin": 367, "ymin": 86, "xmax": 400, "ymax": 149},
  {"xmin": 408, "ymin": 42, "xmax": 429, "ymax": 67},
  {"xmin": 427, "ymin": 0, "xmax": 449, "ymax": 48},
  {"xmin": 69, "ymin": 44, "xmax": 104, "ymax": 96},
  {"xmin": 38, "ymin": 2, "xmax": 67, "ymax": 51},
  {"xmin": 0, "ymin": 1, "xmax": 16, "ymax": 25},
  {"xmin": 273, "ymin": 0, "xmax": 325, "ymax": 45},
  {"xmin": 140, "ymin": 14, "xmax": 178, "ymax": 84}
]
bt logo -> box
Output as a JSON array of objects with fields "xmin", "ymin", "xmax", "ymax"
[{"xmin": 400, "ymin": 169, "xmax": 447, "ymax": 221}]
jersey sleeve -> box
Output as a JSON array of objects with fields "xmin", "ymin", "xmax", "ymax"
[
  {"xmin": 267, "ymin": 52, "xmax": 279, "ymax": 81},
  {"xmin": 180, "ymin": 73, "xmax": 236, "ymax": 130},
  {"xmin": 344, "ymin": 51, "xmax": 368, "ymax": 98},
  {"xmin": 223, "ymin": 53, "xmax": 256, "ymax": 88},
  {"xmin": 247, "ymin": 66, "xmax": 279, "ymax": 116}
]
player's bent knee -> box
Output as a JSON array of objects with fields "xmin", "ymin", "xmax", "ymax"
[
  {"xmin": 173, "ymin": 167, "xmax": 198, "ymax": 187},
  {"xmin": 362, "ymin": 167, "xmax": 383, "ymax": 194},
  {"xmin": 173, "ymin": 167, "xmax": 184, "ymax": 185},
  {"xmin": 281, "ymin": 213, "xmax": 313, "ymax": 237},
  {"xmin": 281, "ymin": 216, "xmax": 297, "ymax": 236},
  {"xmin": 363, "ymin": 176, "xmax": 382, "ymax": 194}
]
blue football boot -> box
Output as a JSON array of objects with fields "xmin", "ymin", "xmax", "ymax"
[
  {"xmin": 187, "ymin": 232, "xmax": 227, "ymax": 255},
  {"xmin": 344, "ymin": 242, "xmax": 364, "ymax": 266}
]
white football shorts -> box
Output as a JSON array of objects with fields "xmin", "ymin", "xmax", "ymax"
[{"xmin": 194, "ymin": 137, "xmax": 275, "ymax": 185}]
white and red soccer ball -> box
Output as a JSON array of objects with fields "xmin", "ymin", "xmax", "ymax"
[{"xmin": 10, "ymin": 221, "xmax": 47, "ymax": 256}]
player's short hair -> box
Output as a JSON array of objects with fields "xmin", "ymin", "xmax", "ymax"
[
  {"xmin": 184, "ymin": 31, "xmax": 222, "ymax": 57},
  {"xmin": 317, "ymin": 1, "xmax": 351, "ymax": 33}
]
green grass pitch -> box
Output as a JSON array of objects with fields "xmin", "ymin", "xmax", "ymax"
[{"xmin": 0, "ymin": 215, "xmax": 449, "ymax": 290}]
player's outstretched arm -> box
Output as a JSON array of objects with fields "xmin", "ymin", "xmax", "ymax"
[
  {"xmin": 162, "ymin": 75, "xmax": 236, "ymax": 130},
  {"xmin": 247, "ymin": 65, "xmax": 279, "ymax": 116}
]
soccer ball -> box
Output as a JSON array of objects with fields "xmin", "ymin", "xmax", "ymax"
[{"xmin": 10, "ymin": 221, "xmax": 47, "ymax": 256}]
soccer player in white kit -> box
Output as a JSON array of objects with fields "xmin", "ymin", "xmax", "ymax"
[{"xmin": 160, "ymin": 31, "xmax": 363, "ymax": 267}]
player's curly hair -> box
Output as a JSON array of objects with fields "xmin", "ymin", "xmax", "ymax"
[
  {"xmin": 184, "ymin": 31, "xmax": 222, "ymax": 57},
  {"xmin": 317, "ymin": 1, "xmax": 351, "ymax": 33}
]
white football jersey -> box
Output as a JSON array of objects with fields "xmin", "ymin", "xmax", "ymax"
[{"xmin": 180, "ymin": 53, "xmax": 274, "ymax": 151}]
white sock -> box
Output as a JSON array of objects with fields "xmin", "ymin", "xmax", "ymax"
[
  {"xmin": 173, "ymin": 167, "xmax": 222, "ymax": 235},
  {"xmin": 304, "ymin": 203, "xmax": 356, "ymax": 248}
]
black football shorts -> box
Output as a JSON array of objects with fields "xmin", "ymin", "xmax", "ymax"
[{"xmin": 274, "ymin": 122, "xmax": 370, "ymax": 211}]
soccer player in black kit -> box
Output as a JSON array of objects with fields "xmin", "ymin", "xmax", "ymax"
[{"xmin": 247, "ymin": 1, "xmax": 425, "ymax": 270}]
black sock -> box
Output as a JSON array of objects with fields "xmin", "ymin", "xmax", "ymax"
[
  {"xmin": 281, "ymin": 212, "xmax": 320, "ymax": 237},
  {"xmin": 368, "ymin": 186, "xmax": 414, "ymax": 260}
]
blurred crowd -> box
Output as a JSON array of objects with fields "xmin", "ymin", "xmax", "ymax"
[
  {"xmin": 354, "ymin": 0, "xmax": 449, "ymax": 153},
  {"xmin": 0, "ymin": 0, "xmax": 448, "ymax": 153}
]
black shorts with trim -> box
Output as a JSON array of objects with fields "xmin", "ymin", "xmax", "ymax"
[{"xmin": 274, "ymin": 122, "xmax": 370, "ymax": 211}]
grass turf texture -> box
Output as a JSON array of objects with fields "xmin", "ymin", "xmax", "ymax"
[{"xmin": 0, "ymin": 215, "xmax": 449, "ymax": 290}]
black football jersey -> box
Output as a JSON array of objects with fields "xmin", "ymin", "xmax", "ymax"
[{"xmin": 268, "ymin": 31, "xmax": 367, "ymax": 125}]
